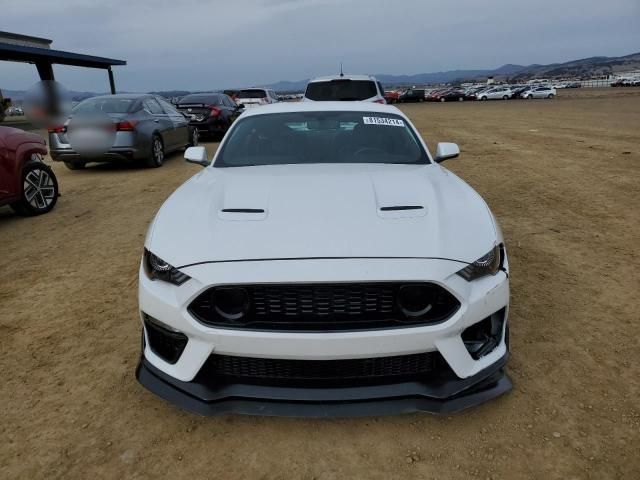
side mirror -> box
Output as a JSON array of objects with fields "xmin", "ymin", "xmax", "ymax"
[
  {"xmin": 434, "ymin": 142, "xmax": 460, "ymax": 163},
  {"xmin": 184, "ymin": 146, "xmax": 209, "ymax": 167}
]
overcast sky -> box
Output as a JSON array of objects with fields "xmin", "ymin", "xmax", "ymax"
[{"xmin": 2, "ymin": 0, "xmax": 639, "ymax": 92}]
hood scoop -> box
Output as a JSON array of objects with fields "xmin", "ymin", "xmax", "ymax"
[{"xmin": 218, "ymin": 208, "xmax": 267, "ymax": 221}]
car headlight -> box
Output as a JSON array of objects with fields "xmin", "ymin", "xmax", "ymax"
[
  {"xmin": 457, "ymin": 244, "xmax": 503, "ymax": 281},
  {"xmin": 144, "ymin": 249, "xmax": 190, "ymax": 285}
]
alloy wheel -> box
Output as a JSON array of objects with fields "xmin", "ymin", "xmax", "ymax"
[
  {"xmin": 23, "ymin": 167, "xmax": 56, "ymax": 211},
  {"xmin": 153, "ymin": 137, "xmax": 164, "ymax": 164}
]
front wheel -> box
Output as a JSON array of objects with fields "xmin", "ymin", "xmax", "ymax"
[
  {"xmin": 527, "ymin": 95, "xmax": 533, "ymax": 99},
  {"xmin": 547, "ymin": 94, "xmax": 554, "ymax": 99},
  {"xmin": 146, "ymin": 134, "xmax": 164, "ymax": 168},
  {"xmin": 439, "ymin": 97, "xmax": 446, "ymax": 103},
  {"xmin": 480, "ymin": 96, "xmax": 487, "ymax": 101},
  {"xmin": 502, "ymin": 95, "xmax": 509, "ymax": 100},
  {"xmin": 458, "ymin": 97, "xmax": 464, "ymax": 102},
  {"xmin": 10, "ymin": 159, "xmax": 58, "ymax": 216}
]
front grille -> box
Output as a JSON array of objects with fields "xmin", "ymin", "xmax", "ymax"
[
  {"xmin": 199, "ymin": 352, "xmax": 440, "ymax": 387},
  {"xmin": 188, "ymin": 282, "xmax": 460, "ymax": 331}
]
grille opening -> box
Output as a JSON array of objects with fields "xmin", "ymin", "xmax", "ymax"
[
  {"xmin": 143, "ymin": 315, "xmax": 188, "ymax": 364},
  {"xmin": 461, "ymin": 308, "xmax": 506, "ymax": 360},
  {"xmin": 221, "ymin": 208, "xmax": 265, "ymax": 213},
  {"xmin": 198, "ymin": 351, "xmax": 447, "ymax": 387},
  {"xmin": 380, "ymin": 205, "xmax": 424, "ymax": 211},
  {"xmin": 188, "ymin": 282, "xmax": 460, "ymax": 331}
]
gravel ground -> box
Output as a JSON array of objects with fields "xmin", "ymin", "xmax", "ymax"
[{"xmin": 1, "ymin": 88, "xmax": 639, "ymax": 479}]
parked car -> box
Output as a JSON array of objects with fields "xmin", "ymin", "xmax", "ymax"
[
  {"xmin": 175, "ymin": 93, "xmax": 242, "ymax": 139},
  {"xmin": 49, "ymin": 94, "xmax": 198, "ymax": 170},
  {"xmin": 520, "ymin": 86, "xmax": 556, "ymax": 99},
  {"xmin": 303, "ymin": 75, "xmax": 386, "ymax": 103},
  {"xmin": 432, "ymin": 88, "xmax": 468, "ymax": 102},
  {"xmin": 136, "ymin": 101, "xmax": 511, "ymax": 416},
  {"xmin": 0, "ymin": 127, "xmax": 58, "ymax": 216},
  {"xmin": 509, "ymin": 86, "xmax": 530, "ymax": 99},
  {"xmin": 235, "ymin": 88, "xmax": 280, "ymax": 109},
  {"xmin": 477, "ymin": 87, "xmax": 513, "ymax": 101},
  {"xmin": 398, "ymin": 88, "xmax": 426, "ymax": 103},
  {"xmin": 384, "ymin": 90, "xmax": 400, "ymax": 104}
]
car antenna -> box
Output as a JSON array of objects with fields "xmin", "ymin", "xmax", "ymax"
[{"xmin": 339, "ymin": 62, "xmax": 344, "ymax": 78}]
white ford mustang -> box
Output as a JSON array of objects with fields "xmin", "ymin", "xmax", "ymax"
[{"xmin": 137, "ymin": 101, "xmax": 511, "ymax": 416}]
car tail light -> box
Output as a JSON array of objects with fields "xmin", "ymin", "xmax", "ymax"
[
  {"xmin": 208, "ymin": 106, "xmax": 221, "ymax": 117},
  {"xmin": 48, "ymin": 125, "xmax": 66, "ymax": 133},
  {"xmin": 373, "ymin": 99, "xmax": 386, "ymax": 104},
  {"xmin": 116, "ymin": 120, "xmax": 138, "ymax": 131}
]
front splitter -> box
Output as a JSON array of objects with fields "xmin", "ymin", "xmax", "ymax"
[{"xmin": 136, "ymin": 354, "xmax": 511, "ymax": 418}]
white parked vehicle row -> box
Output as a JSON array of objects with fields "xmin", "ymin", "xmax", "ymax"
[{"xmin": 136, "ymin": 101, "xmax": 511, "ymax": 416}]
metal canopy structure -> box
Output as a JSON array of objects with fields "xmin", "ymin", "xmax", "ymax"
[{"xmin": 0, "ymin": 31, "xmax": 126, "ymax": 94}]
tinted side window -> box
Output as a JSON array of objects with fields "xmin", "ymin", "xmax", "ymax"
[
  {"xmin": 143, "ymin": 98, "xmax": 164, "ymax": 115},
  {"xmin": 157, "ymin": 98, "xmax": 179, "ymax": 115}
]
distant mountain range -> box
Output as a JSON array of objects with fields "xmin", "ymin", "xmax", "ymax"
[
  {"xmin": 3, "ymin": 51, "xmax": 639, "ymax": 100},
  {"xmin": 265, "ymin": 52, "xmax": 640, "ymax": 90}
]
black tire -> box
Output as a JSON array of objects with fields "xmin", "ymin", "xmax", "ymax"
[
  {"xmin": 481, "ymin": 96, "xmax": 487, "ymax": 101},
  {"xmin": 547, "ymin": 94, "xmax": 554, "ymax": 99},
  {"xmin": 419, "ymin": 98, "xmax": 424, "ymax": 102},
  {"xmin": 64, "ymin": 161, "xmax": 85, "ymax": 170},
  {"xmin": 502, "ymin": 95, "xmax": 509, "ymax": 100},
  {"xmin": 10, "ymin": 159, "xmax": 58, "ymax": 216},
  {"xmin": 146, "ymin": 134, "xmax": 164, "ymax": 168},
  {"xmin": 439, "ymin": 97, "xmax": 446, "ymax": 103},
  {"xmin": 458, "ymin": 97, "xmax": 464, "ymax": 101},
  {"xmin": 187, "ymin": 128, "xmax": 199, "ymax": 148}
]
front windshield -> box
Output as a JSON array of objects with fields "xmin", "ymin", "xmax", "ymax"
[{"xmin": 215, "ymin": 111, "xmax": 429, "ymax": 167}]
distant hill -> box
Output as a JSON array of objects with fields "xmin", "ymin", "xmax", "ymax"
[{"xmin": 510, "ymin": 52, "xmax": 640, "ymax": 80}]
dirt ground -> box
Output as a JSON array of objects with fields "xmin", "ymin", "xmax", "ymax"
[{"xmin": 1, "ymin": 88, "xmax": 639, "ymax": 479}]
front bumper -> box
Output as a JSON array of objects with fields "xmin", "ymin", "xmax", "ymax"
[
  {"xmin": 136, "ymin": 351, "xmax": 511, "ymax": 417},
  {"xmin": 137, "ymin": 258, "xmax": 511, "ymax": 416}
]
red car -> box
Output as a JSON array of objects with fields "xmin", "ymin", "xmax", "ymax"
[
  {"xmin": 0, "ymin": 127, "xmax": 58, "ymax": 216},
  {"xmin": 384, "ymin": 90, "xmax": 400, "ymax": 104}
]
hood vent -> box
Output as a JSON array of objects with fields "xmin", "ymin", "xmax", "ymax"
[
  {"xmin": 218, "ymin": 208, "xmax": 267, "ymax": 221},
  {"xmin": 221, "ymin": 208, "xmax": 265, "ymax": 213},
  {"xmin": 380, "ymin": 205, "xmax": 424, "ymax": 211}
]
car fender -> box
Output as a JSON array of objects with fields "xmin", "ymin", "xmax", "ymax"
[{"xmin": 10, "ymin": 142, "xmax": 48, "ymax": 195}]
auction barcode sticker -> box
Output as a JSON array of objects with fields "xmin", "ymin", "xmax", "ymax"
[{"xmin": 363, "ymin": 117, "xmax": 405, "ymax": 127}]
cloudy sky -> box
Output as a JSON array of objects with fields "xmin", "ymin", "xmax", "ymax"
[{"xmin": 2, "ymin": 0, "xmax": 639, "ymax": 92}]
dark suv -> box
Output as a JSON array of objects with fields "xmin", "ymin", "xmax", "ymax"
[
  {"xmin": 398, "ymin": 89, "xmax": 426, "ymax": 103},
  {"xmin": 175, "ymin": 93, "xmax": 242, "ymax": 138}
]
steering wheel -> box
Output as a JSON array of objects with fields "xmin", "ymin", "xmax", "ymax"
[{"xmin": 353, "ymin": 147, "xmax": 386, "ymax": 157}]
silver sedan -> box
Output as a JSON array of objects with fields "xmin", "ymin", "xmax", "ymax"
[{"xmin": 49, "ymin": 94, "xmax": 198, "ymax": 170}]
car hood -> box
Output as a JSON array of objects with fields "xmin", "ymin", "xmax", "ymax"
[{"xmin": 147, "ymin": 163, "xmax": 497, "ymax": 267}]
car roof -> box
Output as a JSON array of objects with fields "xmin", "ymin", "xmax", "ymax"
[
  {"xmin": 308, "ymin": 74, "xmax": 378, "ymax": 83},
  {"xmin": 238, "ymin": 101, "xmax": 406, "ymax": 118},
  {"xmin": 82, "ymin": 93, "xmax": 153, "ymax": 101}
]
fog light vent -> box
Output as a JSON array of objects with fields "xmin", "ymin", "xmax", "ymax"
[
  {"xmin": 143, "ymin": 314, "xmax": 188, "ymax": 364},
  {"xmin": 461, "ymin": 308, "xmax": 506, "ymax": 360}
]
